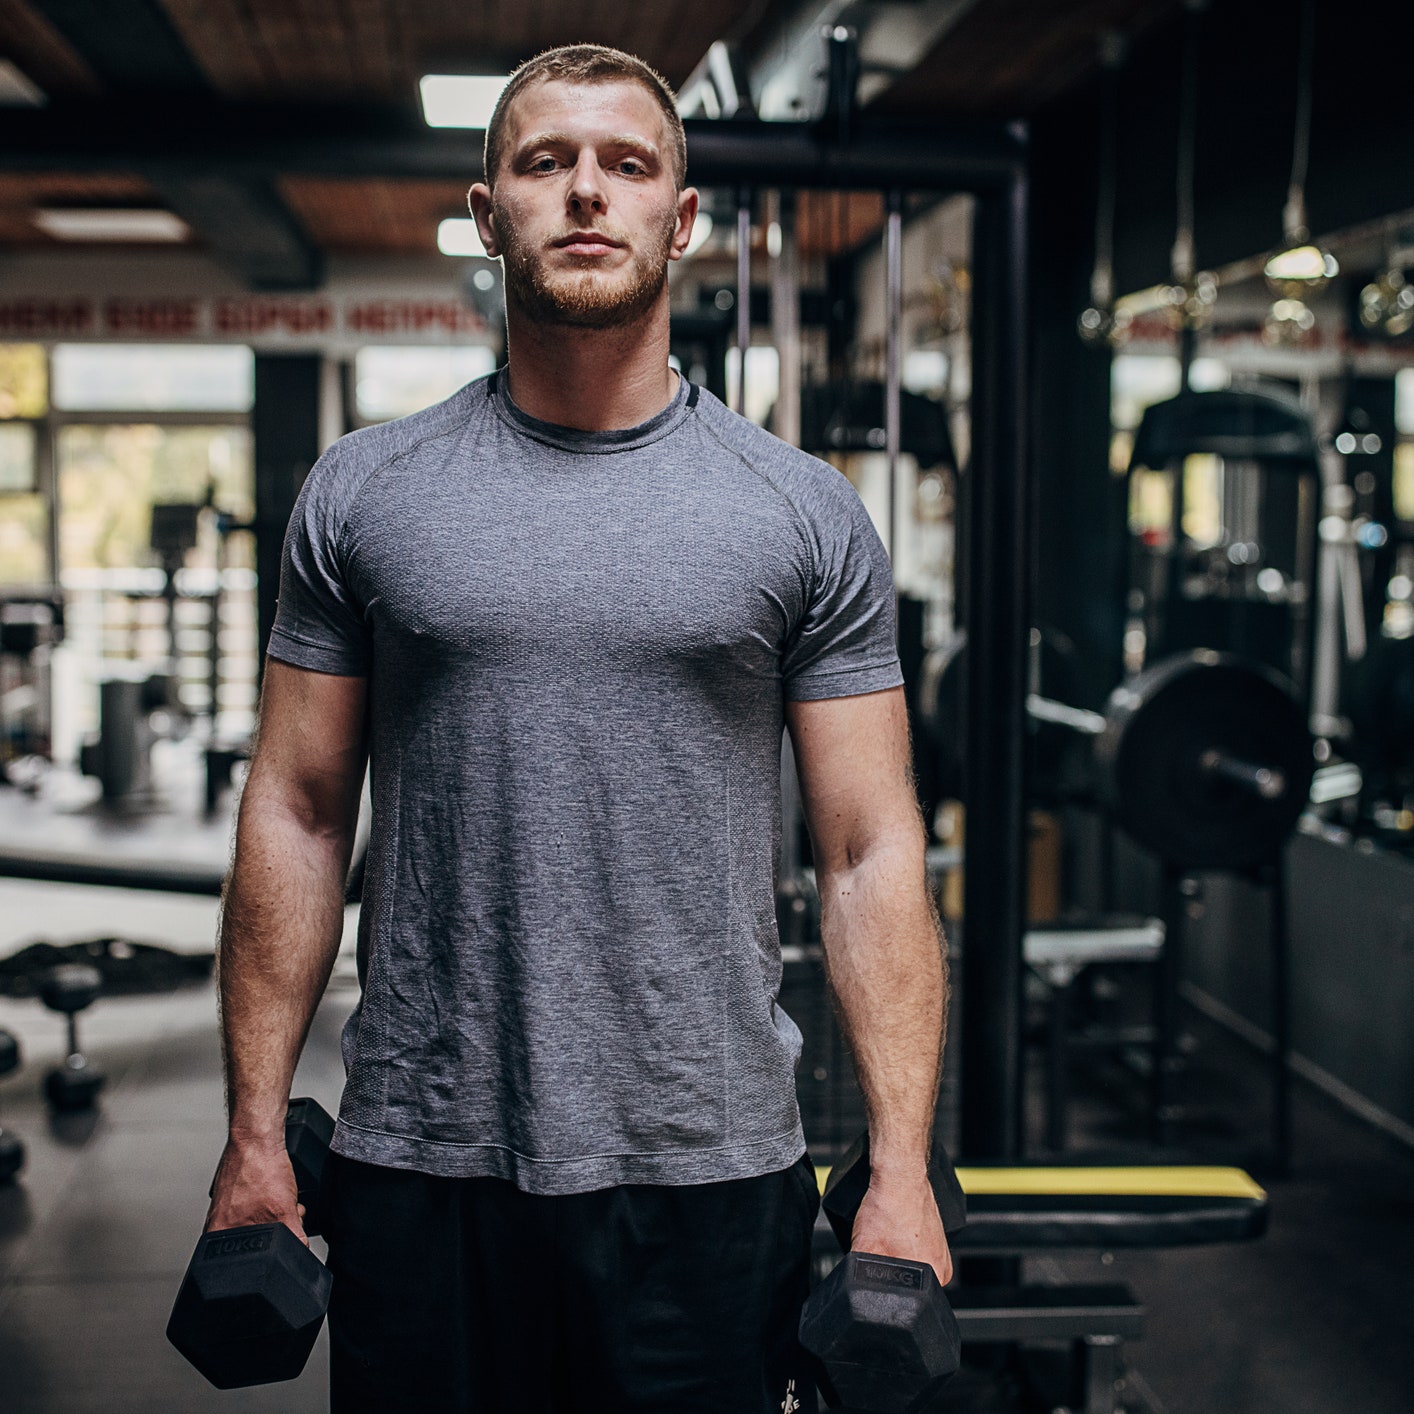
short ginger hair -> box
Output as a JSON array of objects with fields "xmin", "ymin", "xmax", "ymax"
[{"xmin": 483, "ymin": 44, "xmax": 687, "ymax": 192}]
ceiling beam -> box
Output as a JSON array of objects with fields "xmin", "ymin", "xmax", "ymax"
[
  {"xmin": 0, "ymin": 100, "xmax": 1024, "ymax": 190},
  {"xmin": 27, "ymin": 0, "xmax": 208, "ymax": 92},
  {"xmin": 24, "ymin": 0, "xmax": 322, "ymax": 288},
  {"xmin": 149, "ymin": 172, "xmax": 324, "ymax": 290}
]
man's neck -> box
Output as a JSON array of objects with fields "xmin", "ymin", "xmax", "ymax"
[{"xmin": 501, "ymin": 296, "xmax": 678, "ymax": 432}]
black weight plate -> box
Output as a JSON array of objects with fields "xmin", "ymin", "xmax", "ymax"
[
  {"xmin": 1097, "ymin": 651, "xmax": 1314, "ymax": 870},
  {"xmin": 917, "ymin": 628, "xmax": 1079, "ymax": 804}
]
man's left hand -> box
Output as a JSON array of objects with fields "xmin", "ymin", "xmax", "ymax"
[{"xmin": 849, "ymin": 1171, "xmax": 954, "ymax": 1288}]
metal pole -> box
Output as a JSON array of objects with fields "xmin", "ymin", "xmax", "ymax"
[
  {"xmin": 959, "ymin": 163, "xmax": 1030, "ymax": 1165},
  {"xmin": 1267, "ymin": 859, "xmax": 1291, "ymax": 1176},
  {"xmin": 884, "ymin": 189, "xmax": 904, "ymax": 560},
  {"xmin": 735, "ymin": 188, "xmax": 751, "ymax": 416},
  {"xmin": 770, "ymin": 190, "xmax": 802, "ymax": 447},
  {"xmin": 773, "ymin": 188, "xmax": 806, "ymax": 898}
]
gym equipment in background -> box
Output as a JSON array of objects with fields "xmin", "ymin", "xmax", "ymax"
[
  {"xmin": 1125, "ymin": 386, "xmax": 1322, "ymax": 708},
  {"xmin": 808, "ymin": 1158, "xmax": 1269, "ymax": 1414},
  {"xmin": 38, "ymin": 963, "xmax": 105, "ymax": 1111},
  {"xmin": 77, "ymin": 672, "xmax": 177, "ymax": 807},
  {"xmin": 919, "ymin": 645, "xmax": 1314, "ymax": 874},
  {"xmin": 0, "ymin": 595, "xmax": 63, "ymax": 768},
  {"xmin": 917, "ymin": 644, "xmax": 1315, "ymax": 1166}
]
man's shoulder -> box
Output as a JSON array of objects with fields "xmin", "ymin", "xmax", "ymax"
[
  {"xmin": 691, "ymin": 387, "xmax": 852, "ymax": 496},
  {"xmin": 323, "ymin": 373, "xmax": 492, "ymax": 484},
  {"xmin": 691, "ymin": 387, "xmax": 865, "ymax": 522}
]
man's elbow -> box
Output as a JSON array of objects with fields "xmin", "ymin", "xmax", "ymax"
[
  {"xmin": 815, "ymin": 814, "xmax": 927, "ymax": 884},
  {"xmin": 239, "ymin": 761, "xmax": 360, "ymax": 846}
]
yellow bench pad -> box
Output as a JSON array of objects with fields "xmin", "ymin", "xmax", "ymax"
[{"xmin": 815, "ymin": 1164, "xmax": 1265, "ymax": 1201}]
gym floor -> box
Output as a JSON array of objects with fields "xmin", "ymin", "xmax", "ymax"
[{"xmin": 1, "ymin": 879, "xmax": 1412, "ymax": 1413}]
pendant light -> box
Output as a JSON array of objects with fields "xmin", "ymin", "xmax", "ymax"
[
  {"xmin": 1263, "ymin": 0, "xmax": 1336, "ymax": 345},
  {"xmin": 1160, "ymin": 0, "xmax": 1218, "ymax": 344},
  {"xmin": 1078, "ymin": 33, "xmax": 1129, "ymax": 347},
  {"xmin": 1359, "ymin": 223, "xmax": 1414, "ymax": 338}
]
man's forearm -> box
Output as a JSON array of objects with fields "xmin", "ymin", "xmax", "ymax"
[
  {"xmin": 217, "ymin": 774, "xmax": 354, "ymax": 1144},
  {"xmin": 817, "ymin": 842, "xmax": 948, "ymax": 1179}
]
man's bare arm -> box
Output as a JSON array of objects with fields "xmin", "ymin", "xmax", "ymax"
[
  {"xmin": 785, "ymin": 685, "xmax": 952, "ymax": 1282},
  {"xmin": 207, "ymin": 659, "xmax": 368, "ymax": 1238}
]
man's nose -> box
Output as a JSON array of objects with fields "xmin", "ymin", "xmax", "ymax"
[{"xmin": 567, "ymin": 153, "xmax": 607, "ymax": 215}]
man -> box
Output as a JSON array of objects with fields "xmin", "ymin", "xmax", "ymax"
[{"xmin": 206, "ymin": 42, "xmax": 950, "ymax": 1414}]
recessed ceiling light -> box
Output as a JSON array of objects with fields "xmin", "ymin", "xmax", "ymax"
[
  {"xmin": 420, "ymin": 74, "xmax": 511, "ymax": 129},
  {"xmin": 0, "ymin": 60, "xmax": 45, "ymax": 107},
  {"xmin": 33, "ymin": 208, "xmax": 191, "ymax": 243},
  {"xmin": 437, "ymin": 218, "xmax": 489, "ymax": 257}
]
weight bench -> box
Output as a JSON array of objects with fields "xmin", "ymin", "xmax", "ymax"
[
  {"xmin": 1024, "ymin": 918, "xmax": 1166, "ymax": 1151},
  {"xmin": 812, "ymin": 1163, "xmax": 1268, "ymax": 1414},
  {"xmin": 923, "ymin": 847, "xmax": 1169, "ymax": 1152}
]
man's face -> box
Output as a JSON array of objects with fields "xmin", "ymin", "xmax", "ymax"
[{"xmin": 470, "ymin": 78, "xmax": 697, "ymax": 330}]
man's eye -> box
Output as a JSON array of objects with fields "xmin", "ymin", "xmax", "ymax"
[
  {"xmin": 529, "ymin": 156, "xmax": 560, "ymax": 172},
  {"xmin": 619, "ymin": 160, "xmax": 647, "ymax": 176}
]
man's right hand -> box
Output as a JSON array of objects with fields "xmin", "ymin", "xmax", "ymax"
[{"xmin": 205, "ymin": 1136, "xmax": 307, "ymax": 1244}]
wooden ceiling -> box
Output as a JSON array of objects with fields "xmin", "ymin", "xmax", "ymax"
[
  {"xmin": 0, "ymin": 0, "xmax": 1187, "ymax": 269},
  {"xmin": 279, "ymin": 177, "xmax": 472, "ymax": 255},
  {"xmin": 154, "ymin": 0, "xmax": 771, "ymax": 102},
  {"xmin": 0, "ymin": 172, "xmax": 166, "ymax": 245},
  {"xmin": 878, "ymin": 0, "xmax": 1179, "ymax": 117}
]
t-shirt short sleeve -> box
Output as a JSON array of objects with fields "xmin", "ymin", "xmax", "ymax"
[
  {"xmin": 782, "ymin": 469, "xmax": 903, "ymax": 701},
  {"xmin": 266, "ymin": 446, "xmax": 372, "ymax": 676}
]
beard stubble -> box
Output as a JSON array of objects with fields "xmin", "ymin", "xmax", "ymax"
[{"xmin": 494, "ymin": 200, "xmax": 679, "ymax": 330}]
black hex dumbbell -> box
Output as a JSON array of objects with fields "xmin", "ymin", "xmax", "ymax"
[
  {"xmin": 38, "ymin": 964, "xmax": 105, "ymax": 1111},
  {"xmin": 0, "ymin": 1028, "xmax": 24, "ymax": 1183},
  {"xmin": 169, "ymin": 1096, "xmax": 336, "ymax": 1388},
  {"xmin": 800, "ymin": 1132, "xmax": 967, "ymax": 1414}
]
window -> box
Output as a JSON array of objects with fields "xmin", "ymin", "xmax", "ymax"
[
  {"xmin": 57, "ymin": 424, "xmax": 252, "ymax": 572},
  {"xmin": 355, "ymin": 345, "xmax": 497, "ymax": 423},
  {"xmin": 0, "ymin": 422, "xmax": 36, "ymax": 492},
  {"xmin": 0, "ymin": 343, "xmax": 47, "ymax": 419},
  {"xmin": 51, "ymin": 344, "xmax": 253, "ymax": 412}
]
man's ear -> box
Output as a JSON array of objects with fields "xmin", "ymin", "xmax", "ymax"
[
  {"xmin": 467, "ymin": 183, "xmax": 501, "ymax": 258},
  {"xmin": 669, "ymin": 187, "xmax": 700, "ymax": 263}
]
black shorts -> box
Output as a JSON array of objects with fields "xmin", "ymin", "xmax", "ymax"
[{"xmin": 323, "ymin": 1151, "xmax": 821, "ymax": 1414}]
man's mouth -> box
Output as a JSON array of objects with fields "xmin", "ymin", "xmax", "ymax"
[{"xmin": 551, "ymin": 231, "xmax": 624, "ymax": 255}]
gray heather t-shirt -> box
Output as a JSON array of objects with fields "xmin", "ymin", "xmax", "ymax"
[{"xmin": 268, "ymin": 370, "xmax": 902, "ymax": 1195}]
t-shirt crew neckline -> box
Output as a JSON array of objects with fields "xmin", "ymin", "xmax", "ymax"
[{"xmin": 488, "ymin": 366, "xmax": 697, "ymax": 454}]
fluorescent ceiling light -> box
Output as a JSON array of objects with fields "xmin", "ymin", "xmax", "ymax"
[
  {"xmin": 420, "ymin": 74, "xmax": 511, "ymax": 129},
  {"xmin": 33, "ymin": 208, "xmax": 190, "ymax": 242},
  {"xmin": 0, "ymin": 60, "xmax": 45, "ymax": 106},
  {"xmin": 684, "ymin": 213, "xmax": 713, "ymax": 259},
  {"xmin": 437, "ymin": 218, "xmax": 489, "ymax": 258}
]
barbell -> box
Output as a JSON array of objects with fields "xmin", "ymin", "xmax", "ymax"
[{"xmin": 918, "ymin": 643, "xmax": 1316, "ymax": 871}]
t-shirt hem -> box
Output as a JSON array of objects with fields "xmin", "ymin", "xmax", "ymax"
[
  {"xmin": 328, "ymin": 1117, "xmax": 807, "ymax": 1195},
  {"xmin": 784, "ymin": 659, "xmax": 904, "ymax": 702},
  {"xmin": 266, "ymin": 627, "xmax": 369, "ymax": 677}
]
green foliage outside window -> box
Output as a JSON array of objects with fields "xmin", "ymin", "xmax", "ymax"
[{"xmin": 0, "ymin": 344, "xmax": 47, "ymax": 420}]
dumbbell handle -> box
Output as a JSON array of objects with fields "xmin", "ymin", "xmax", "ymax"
[{"xmin": 1199, "ymin": 748, "xmax": 1286, "ymax": 799}]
